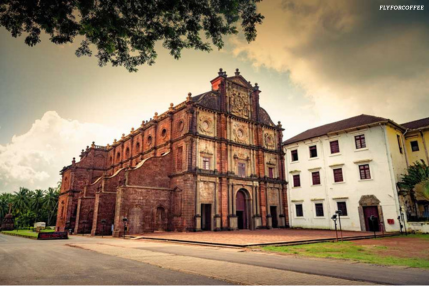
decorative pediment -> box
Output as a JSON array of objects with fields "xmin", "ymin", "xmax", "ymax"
[
  {"xmin": 267, "ymin": 157, "xmax": 277, "ymax": 166},
  {"xmin": 200, "ymin": 145, "xmax": 213, "ymax": 155},
  {"xmin": 229, "ymin": 76, "xmax": 252, "ymax": 88},
  {"xmin": 359, "ymin": 195, "xmax": 380, "ymax": 206}
]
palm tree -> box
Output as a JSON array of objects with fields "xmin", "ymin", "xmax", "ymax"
[
  {"xmin": 0, "ymin": 193, "xmax": 13, "ymax": 220},
  {"xmin": 399, "ymin": 160, "xmax": 429, "ymax": 219},
  {"xmin": 31, "ymin": 189, "xmax": 45, "ymax": 221},
  {"xmin": 399, "ymin": 160, "xmax": 429, "ymax": 196},
  {"xmin": 43, "ymin": 187, "xmax": 60, "ymax": 226},
  {"xmin": 12, "ymin": 187, "xmax": 30, "ymax": 215}
]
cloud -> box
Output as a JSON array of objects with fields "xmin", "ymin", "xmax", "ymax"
[
  {"xmin": 0, "ymin": 111, "xmax": 118, "ymax": 193},
  {"xmin": 230, "ymin": 0, "xmax": 429, "ymax": 133}
]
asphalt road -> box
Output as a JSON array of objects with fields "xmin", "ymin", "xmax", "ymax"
[
  {"xmin": 0, "ymin": 234, "xmax": 229, "ymax": 285},
  {"xmin": 1, "ymin": 234, "xmax": 428, "ymax": 285}
]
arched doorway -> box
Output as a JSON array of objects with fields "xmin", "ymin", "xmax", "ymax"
[{"xmin": 236, "ymin": 189, "xmax": 250, "ymax": 229}]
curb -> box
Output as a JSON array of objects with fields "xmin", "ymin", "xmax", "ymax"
[
  {"xmin": 136, "ymin": 233, "xmax": 400, "ymax": 248},
  {"xmin": 1, "ymin": 232, "xmax": 38, "ymax": 240}
]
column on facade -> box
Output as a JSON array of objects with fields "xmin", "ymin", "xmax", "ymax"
[
  {"xmin": 91, "ymin": 191, "xmax": 101, "ymax": 236},
  {"xmin": 74, "ymin": 197, "xmax": 82, "ymax": 234}
]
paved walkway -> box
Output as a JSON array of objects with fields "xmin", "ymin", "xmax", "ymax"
[{"xmin": 135, "ymin": 228, "xmax": 382, "ymax": 246}]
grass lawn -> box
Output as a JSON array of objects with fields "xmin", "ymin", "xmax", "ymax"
[
  {"xmin": 262, "ymin": 234, "xmax": 429, "ymax": 269},
  {"xmin": 2, "ymin": 229, "xmax": 55, "ymax": 238}
]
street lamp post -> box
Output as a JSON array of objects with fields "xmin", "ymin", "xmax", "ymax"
[
  {"xmin": 122, "ymin": 217, "xmax": 128, "ymax": 239},
  {"xmin": 400, "ymin": 209, "xmax": 407, "ymax": 236},
  {"xmin": 331, "ymin": 214, "xmax": 338, "ymax": 242},
  {"xmin": 101, "ymin": 219, "xmax": 107, "ymax": 238},
  {"xmin": 335, "ymin": 210, "xmax": 343, "ymax": 242}
]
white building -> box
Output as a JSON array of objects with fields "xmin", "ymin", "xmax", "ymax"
[{"xmin": 282, "ymin": 115, "xmax": 411, "ymax": 233}]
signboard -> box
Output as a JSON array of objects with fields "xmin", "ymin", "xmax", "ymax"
[
  {"xmin": 34, "ymin": 222, "xmax": 46, "ymax": 228},
  {"xmin": 37, "ymin": 232, "xmax": 68, "ymax": 240}
]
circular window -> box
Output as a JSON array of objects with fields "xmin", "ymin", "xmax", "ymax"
[
  {"xmin": 161, "ymin": 128, "xmax": 167, "ymax": 138},
  {"xmin": 147, "ymin": 135, "xmax": 153, "ymax": 146}
]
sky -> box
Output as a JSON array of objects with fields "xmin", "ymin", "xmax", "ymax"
[{"xmin": 0, "ymin": 0, "xmax": 428, "ymax": 194}]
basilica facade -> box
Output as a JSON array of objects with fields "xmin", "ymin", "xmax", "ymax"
[{"xmin": 56, "ymin": 69, "xmax": 287, "ymax": 237}]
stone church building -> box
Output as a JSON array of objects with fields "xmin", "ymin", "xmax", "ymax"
[{"xmin": 56, "ymin": 69, "xmax": 287, "ymax": 237}]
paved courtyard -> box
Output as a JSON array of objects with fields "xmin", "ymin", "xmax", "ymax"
[{"xmin": 136, "ymin": 228, "xmax": 383, "ymax": 246}]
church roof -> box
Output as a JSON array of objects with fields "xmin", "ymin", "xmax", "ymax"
[{"xmin": 283, "ymin": 114, "xmax": 397, "ymax": 145}]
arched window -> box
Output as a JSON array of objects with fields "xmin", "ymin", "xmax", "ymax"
[
  {"xmin": 125, "ymin": 147, "xmax": 130, "ymax": 158},
  {"xmin": 136, "ymin": 142, "xmax": 140, "ymax": 151},
  {"xmin": 116, "ymin": 152, "xmax": 121, "ymax": 162},
  {"xmin": 161, "ymin": 128, "xmax": 167, "ymax": 138},
  {"xmin": 147, "ymin": 135, "xmax": 153, "ymax": 146}
]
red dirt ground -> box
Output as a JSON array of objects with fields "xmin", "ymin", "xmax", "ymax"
[
  {"xmin": 136, "ymin": 228, "xmax": 383, "ymax": 245},
  {"xmin": 352, "ymin": 236, "xmax": 429, "ymax": 259}
]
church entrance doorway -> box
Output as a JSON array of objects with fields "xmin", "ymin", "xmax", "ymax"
[
  {"xmin": 201, "ymin": 204, "xmax": 212, "ymax": 231},
  {"xmin": 270, "ymin": 206, "xmax": 278, "ymax": 228},
  {"xmin": 236, "ymin": 189, "xmax": 249, "ymax": 229}
]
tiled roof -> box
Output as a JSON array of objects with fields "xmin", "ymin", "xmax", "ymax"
[
  {"xmin": 401, "ymin": 118, "xmax": 429, "ymax": 130},
  {"xmin": 283, "ymin": 114, "xmax": 392, "ymax": 145}
]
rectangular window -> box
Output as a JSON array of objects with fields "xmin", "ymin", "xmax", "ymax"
[
  {"xmin": 312, "ymin": 171, "xmax": 321, "ymax": 185},
  {"xmin": 315, "ymin": 203, "xmax": 324, "ymax": 217},
  {"xmin": 202, "ymin": 157, "xmax": 211, "ymax": 170},
  {"xmin": 238, "ymin": 162, "xmax": 246, "ymax": 178},
  {"xmin": 268, "ymin": 167, "xmax": 274, "ymax": 178},
  {"xmin": 359, "ymin": 164, "xmax": 371, "ymax": 180},
  {"xmin": 309, "ymin": 145, "xmax": 318, "ymax": 158},
  {"xmin": 337, "ymin": 202, "xmax": 348, "ymax": 216},
  {"xmin": 330, "ymin": 140, "xmax": 340, "ymax": 154},
  {"xmin": 397, "ymin": 135, "xmax": 403, "ymax": 154},
  {"xmin": 411, "ymin": 141, "xmax": 419, "ymax": 152},
  {"xmin": 293, "ymin": 174, "xmax": 301, "ymax": 187},
  {"xmin": 355, "ymin": 134, "xmax": 366, "ymax": 149},
  {"xmin": 295, "ymin": 204, "xmax": 303, "ymax": 217},
  {"xmin": 333, "ymin": 168, "xmax": 344, "ymax": 182},
  {"xmin": 177, "ymin": 147, "xmax": 183, "ymax": 170},
  {"xmin": 291, "ymin": 150, "xmax": 299, "ymax": 161}
]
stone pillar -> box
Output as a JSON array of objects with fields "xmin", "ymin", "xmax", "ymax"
[
  {"xmin": 266, "ymin": 186, "xmax": 272, "ymax": 229},
  {"xmin": 228, "ymin": 183, "xmax": 238, "ymax": 230},
  {"xmin": 253, "ymin": 185, "xmax": 262, "ymax": 229},
  {"xmin": 91, "ymin": 192, "xmax": 100, "ymax": 236},
  {"xmin": 277, "ymin": 188, "xmax": 286, "ymax": 227},
  {"xmin": 194, "ymin": 179, "xmax": 201, "ymax": 231},
  {"xmin": 74, "ymin": 197, "xmax": 82, "ymax": 234},
  {"xmin": 214, "ymin": 178, "xmax": 221, "ymax": 230}
]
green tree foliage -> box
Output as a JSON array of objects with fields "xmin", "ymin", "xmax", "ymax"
[
  {"xmin": 0, "ymin": 184, "xmax": 60, "ymax": 227},
  {"xmin": 399, "ymin": 160, "xmax": 429, "ymax": 199},
  {"xmin": 0, "ymin": 0, "xmax": 264, "ymax": 72}
]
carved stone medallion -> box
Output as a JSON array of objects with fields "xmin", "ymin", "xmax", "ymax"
[
  {"xmin": 198, "ymin": 115, "xmax": 213, "ymax": 135},
  {"xmin": 264, "ymin": 133, "xmax": 275, "ymax": 149}
]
